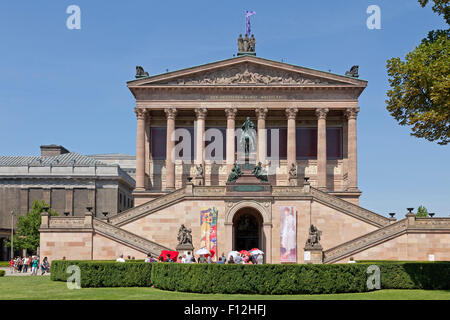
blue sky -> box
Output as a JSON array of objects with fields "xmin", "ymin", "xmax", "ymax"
[{"xmin": 0, "ymin": 1, "xmax": 448, "ymax": 217}]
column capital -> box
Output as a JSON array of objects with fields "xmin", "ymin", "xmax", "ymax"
[
  {"xmin": 164, "ymin": 107, "xmax": 178, "ymax": 119},
  {"xmin": 255, "ymin": 107, "xmax": 269, "ymax": 120},
  {"xmin": 285, "ymin": 107, "xmax": 298, "ymax": 120},
  {"xmin": 345, "ymin": 107, "xmax": 359, "ymax": 119},
  {"xmin": 225, "ymin": 107, "xmax": 238, "ymax": 120},
  {"xmin": 134, "ymin": 108, "xmax": 148, "ymax": 120},
  {"xmin": 194, "ymin": 107, "xmax": 208, "ymax": 120},
  {"xmin": 315, "ymin": 108, "xmax": 329, "ymax": 120}
]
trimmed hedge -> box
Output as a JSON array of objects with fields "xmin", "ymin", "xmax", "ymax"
[
  {"xmin": 0, "ymin": 270, "xmax": 5, "ymax": 277},
  {"xmin": 51, "ymin": 260, "xmax": 152, "ymax": 287},
  {"xmin": 151, "ymin": 263, "xmax": 369, "ymax": 294},
  {"xmin": 50, "ymin": 260, "xmax": 450, "ymax": 294}
]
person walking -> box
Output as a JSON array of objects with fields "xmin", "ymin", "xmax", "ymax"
[
  {"xmin": 41, "ymin": 257, "xmax": 50, "ymax": 275},
  {"xmin": 23, "ymin": 256, "xmax": 29, "ymax": 273},
  {"xmin": 185, "ymin": 252, "xmax": 193, "ymax": 263},
  {"xmin": 220, "ymin": 253, "xmax": 227, "ymax": 264},
  {"xmin": 198, "ymin": 254, "xmax": 207, "ymax": 264},
  {"xmin": 31, "ymin": 256, "xmax": 39, "ymax": 276},
  {"xmin": 9, "ymin": 258, "xmax": 14, "ymax": 274},
  {"xmin": 256, "ymin": 253, "xmax": 263, "ymax": 265}
]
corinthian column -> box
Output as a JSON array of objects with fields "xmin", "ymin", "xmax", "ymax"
[
  {"xmin": 255, "ymin": 107, "xmax": 268, "ymax": 164},
  {"xmin": 286, "ymin": 107, "xmax": 298, "ymax": 169},
  {"xmin": 346, "ymin": 108, "xmax": 359, "ymax": 191},
  {"xmin": 195, "ymin": 108, "xmax": 207, "ymax": 165},
  {"xmin": 164, "ymin": 108, "xmax": 177, "ymax": 190},
  {"xmin": 225, "ymin": 108, "xmax": 237, "ymax": 172},
  {"xmin": 316, "ymin": 108, "xmax": 329, "ymax": 190},
  {"xmin": 135, "ymin": 108, "xmax": 147, "ymax": 191}
]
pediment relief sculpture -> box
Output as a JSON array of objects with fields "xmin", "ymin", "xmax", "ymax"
[{"xmin": 153, "ymin": 64, "xmax": 343, "ymax": 86}]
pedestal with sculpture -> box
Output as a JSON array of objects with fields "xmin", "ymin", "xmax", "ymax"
[
  {"xmin": 226, "ymin": 117, "xmax": 271, "ymax": 196},
  {"xmin": 304, "ymin": 225, "xmax": 323, "ymax": 264},
  {"xmin": 176, "ymin": 224, "xmax": 194, "ymax": 256}
]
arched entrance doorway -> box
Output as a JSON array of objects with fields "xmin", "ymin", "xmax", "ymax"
[{"xmin": 233, "ymin": 208, "xmax": 263, "ymax": 251}]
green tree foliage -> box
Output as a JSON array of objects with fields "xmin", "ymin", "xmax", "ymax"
[
  {"xmin": 386, "ymin": 1, "xmax": 450, "ymax": 145},
  {"xmin": 416, "ymin": 205, "xmax": 429, "ymax": 217},
  {"xmin": 419, "ymin": 0, "xmax": 450, "ymax": 24},
  {"xmin": 6, "ymin": 200, "xmax": 58, "ymax": 252}
]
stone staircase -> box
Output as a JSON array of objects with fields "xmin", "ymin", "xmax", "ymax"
[
  {"xmin": 109, "ymin": 185, "xmax": 390, "ymax": 229},
  {"xmin": 109, "ymin": 186, "xmax": 190, "ymax": 226},
  {"xmin": 323, "ymin": 219, "xmax": 409, "ymax": 263},
  {"xmin": 93, "ymin": 218, "xmax": 173, "ymax": 256},
  {"xmin": 310, "ymin": 187, "xmax": 390, "ymax": 227}
]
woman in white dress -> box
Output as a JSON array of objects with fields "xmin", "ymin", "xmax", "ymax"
[{"xmin": 281, "ymin": 207, "xmax": 296, "ymax": 260}]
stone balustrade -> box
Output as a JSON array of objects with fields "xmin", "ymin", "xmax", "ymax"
[
  {"xmin": 310, "ymin": 187, "xmax": 390, "ymax": 227},
  {"xmin": 323, "ymin": 215, "xmax": 450, "ymax": 263},
  {"xmin": 93, "ymin": 218, "xmax": 173, "ymax": 256}
]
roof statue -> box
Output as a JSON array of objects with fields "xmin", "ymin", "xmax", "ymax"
[
  {"xmin": 345, "ymin": 65, "xmax": 359, "ymax": 78},
  {"xmin": 135, "ymin": 66, "xmax": 149, "ymax": 79}
]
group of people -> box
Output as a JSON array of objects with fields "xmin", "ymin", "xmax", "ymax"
[
  {"xmin": 9, "ymin": 256, "xmax": 50, "ymax": 275},
  {"xmin": 132, "ymin": 251, "xmax": 264, "ymax": 265}
]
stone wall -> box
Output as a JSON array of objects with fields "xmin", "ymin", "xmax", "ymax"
[
  {"xmin": 334, "ymin": 233, "xmax": 450, "ymax": 263},
  {"xmin": 40, "ymin": 231, "xmax": 93, "ymax": 261}
]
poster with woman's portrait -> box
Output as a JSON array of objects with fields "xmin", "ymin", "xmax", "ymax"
[{"xmin": 280, "ymin": 206, "xmax": 297, "ymax": 263}]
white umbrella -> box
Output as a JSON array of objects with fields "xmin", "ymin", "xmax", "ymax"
[
  {"xmin": 227, "ymin": 251, "xmax": 239, "ymax": 259},
  {"xmin": 250, "ymin": 249, "xmax": 264, "ymax": 255},
  {"xmin": 196, "ymin": 248, "xmax": 210, "ymax": 255}
]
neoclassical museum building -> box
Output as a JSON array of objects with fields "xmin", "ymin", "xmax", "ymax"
[{"xmin": 40, "ymin": 40, "xmax": 450, "ymax": 263}]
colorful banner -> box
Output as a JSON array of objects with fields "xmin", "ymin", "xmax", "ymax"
[
  {"xmin": 280, "ymin": 206, "xmax": 297, "ymax": 263},
  {"xmin": 200, "ymin": 207, "xmax": 218, "ymax": 258}
]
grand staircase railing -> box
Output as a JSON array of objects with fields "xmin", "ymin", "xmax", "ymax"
[
  {"xmin": 93, "ymin": 218, "xmax": 173, "ymax": 256},
  {"xmin": 310, "ymin": 187, "xmax": 390, "ymax": 227},
  {"xmin": 109, "ymin": 186, "xmax": 189, "ymax": 226},
  {"xmin": 323, "ymin": 219, "xmax": 408, "ymax": 263}
]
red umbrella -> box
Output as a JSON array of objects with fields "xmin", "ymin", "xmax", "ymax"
[
  {"xmin": 158, "ymin": 250, "xmax": 179, "ymax": 262},
  {"xmin": 209, "ymin": 249, "xmax": 215, "ymax": 257},
  {"xmin": 239, "ymin": 250, "xmax": 250, "ymax": 256},
  {"xmin": 249, "ymin": 248, "xmax": 259, "ymax": 252}
]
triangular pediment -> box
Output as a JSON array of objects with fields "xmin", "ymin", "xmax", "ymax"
[{"xmin": 128, "ymin": 56, "xmax": 367, "ymax": 88}]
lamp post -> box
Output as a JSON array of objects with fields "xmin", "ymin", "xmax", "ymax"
[{"xmin": 10, "ymin": 210, "xmax": 14, "ymax": 260}]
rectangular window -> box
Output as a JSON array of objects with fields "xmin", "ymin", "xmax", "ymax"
[
  {"xmin": 150, "ymin": 127, "xmax": 167, "ymax": 160},
  {"xmin": 267, "ymin": 128, "xmax": 287, "ymax": 160},
  {"xmin": 175, "ymin": 127, "xmax": 194, "ymax": 161},
  {"xmin": 205, "ymin": 127, "xmax": 226, "ymax": 161},
  {"xmin": 326, "ymin": 127, "xmax": 343, "ymax": 159},
  {"xmin": 296, "ymin": 128, "xmax": 317, "ymax": 159}
]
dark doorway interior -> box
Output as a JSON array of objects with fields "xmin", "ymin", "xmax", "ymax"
[{"xmin": 233, "ymin": 208, "xmax": 262, "ymax": 251}]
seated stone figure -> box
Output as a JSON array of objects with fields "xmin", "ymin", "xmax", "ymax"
[
  {"xmin": 252, "ymin": 162, "xmax": 268, "ymax": 182},
  {"xmin": 227, "ymin": 163, "xmax": 243, "ymax": 182}
]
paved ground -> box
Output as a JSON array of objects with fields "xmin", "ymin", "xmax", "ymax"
[{"xmin": 0, "ymin": 267, "xmax": 50, "ymax": 276}]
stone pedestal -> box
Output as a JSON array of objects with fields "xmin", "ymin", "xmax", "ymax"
[
  {"xmin": 304, "ymin": 246, "xmax": 323, "ymax": 264},
  {"xmin": 176, "ymin": 243, "xmax": 194, "ymax": 257},
  {"xmin": 289, "ymin": 176, "xmax": 298, "ymax": 186},
  {"xmin": 193, "ymin": 176, "xmax": 204, "ymax": 186},
  {"xmin": 226, "ymin": 161, "xmax": 271, "ymax": 196}
]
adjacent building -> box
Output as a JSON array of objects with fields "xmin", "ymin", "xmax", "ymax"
[{"xmin": 0, "ymin": 145, "xmax": 135, "ymax": 260}]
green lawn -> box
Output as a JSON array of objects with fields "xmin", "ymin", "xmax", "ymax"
[{"xmin": 0, "ymin": 277, "xmax": 449, "ymax": 300}]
